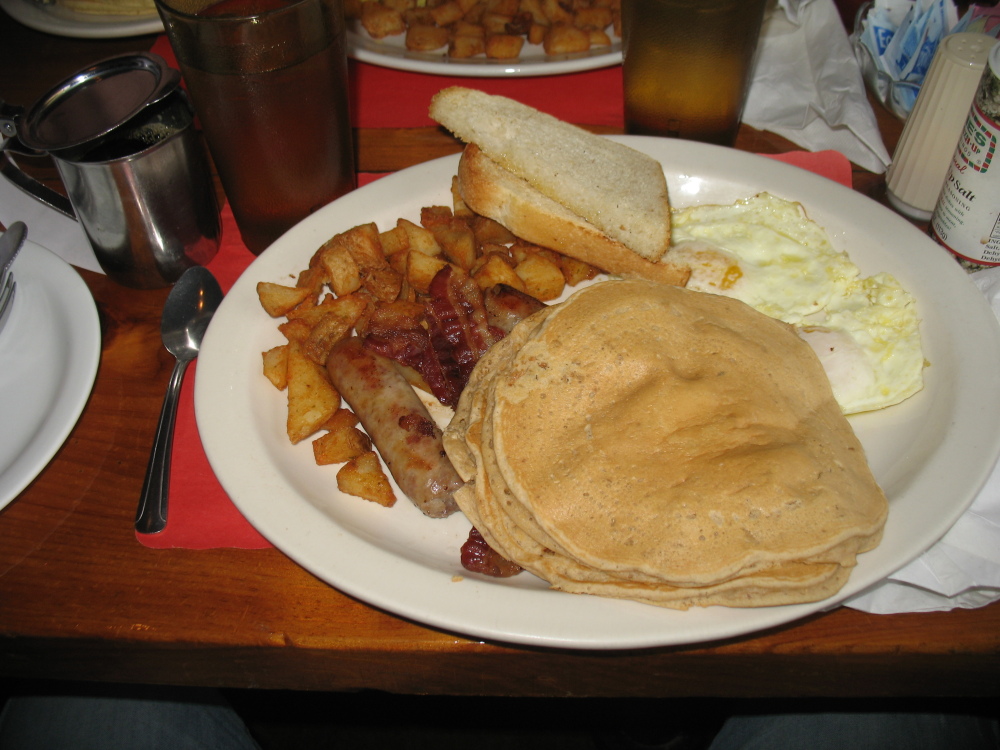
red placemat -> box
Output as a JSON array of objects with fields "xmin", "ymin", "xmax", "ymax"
[
  {"xmin": 136, "ymin": 151, "xmax": 854, "ymax": 549},
  {"xmin": 148, "ymin": 35, "xmax": 624, "ymax": 128}
]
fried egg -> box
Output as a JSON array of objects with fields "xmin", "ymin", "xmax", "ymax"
[{"xmin": 669, "ymin": 192, "xmax": 924, "ymax": 414}]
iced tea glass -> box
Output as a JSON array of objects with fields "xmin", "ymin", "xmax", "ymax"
[
  {"xmin": 155, "ymin": 0, "xmax": 356, "ymax": 254},
  {"xmin": 622, "ymin": 0, "xmax": 770, "ymax": 146}
]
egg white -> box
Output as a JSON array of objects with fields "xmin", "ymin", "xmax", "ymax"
[{"xmin": 670, "ymin": 193, "xmax": 924, "ymax": 414}]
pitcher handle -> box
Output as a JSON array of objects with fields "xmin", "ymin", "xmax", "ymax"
[
  {"xmin": 0, "ymin": 97, "xmax": 77, "ymax": 220},
  {"xmin": 0, "ymin": 147, "xmax": 77, "ymax": 220}
]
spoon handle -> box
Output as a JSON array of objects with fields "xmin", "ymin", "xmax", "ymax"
[{"xmin": 135, "ymin": 357, "xmax": 190, "ymax": 534}]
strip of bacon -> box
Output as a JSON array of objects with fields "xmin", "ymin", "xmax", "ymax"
[
  {"xmin": 366, "ymin": 266, "xmax": 504, "ymax": 408},
  {"xmin": 424, "ymin": 266, "xmax": 505, "ymax": 402},
  {"xmin": 461, "ymin": 527, "xmax": 523, "ymax": 578}
]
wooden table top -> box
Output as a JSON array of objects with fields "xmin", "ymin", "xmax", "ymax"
[{"xmin": 2, "ymin": 10, "xmax": 998, "ymax": 699}]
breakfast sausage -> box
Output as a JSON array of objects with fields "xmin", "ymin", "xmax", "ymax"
[
  {"xmin": 327, "ymin": 336, "xmax": 461, "ymax": 518},
  {"xmin": 483, "ymin": 284, "xmax": 546, "ymax": 334}
]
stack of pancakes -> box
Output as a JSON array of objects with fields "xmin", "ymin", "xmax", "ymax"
[{"xmin": 443, "ymin": 280, "xmax": 888, "ymax": 609}]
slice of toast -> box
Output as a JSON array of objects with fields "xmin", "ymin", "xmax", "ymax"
[
  {"xmin": 429, "ymin": 87, "xmax": 672, "ymax": 263},
  {"xmin": 458, "ymin": 144, "xmax": 690, "ymax": 287}
]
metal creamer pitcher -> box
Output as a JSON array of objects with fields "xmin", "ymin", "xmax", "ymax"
[{"xmin": 0, "ymin": 53, "xmax": 220, "ymax": 289}]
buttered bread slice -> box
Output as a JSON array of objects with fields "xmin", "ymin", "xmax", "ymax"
[{"xmin": 429, "ymin": 87, "xmax": 672, "ymax": 263}]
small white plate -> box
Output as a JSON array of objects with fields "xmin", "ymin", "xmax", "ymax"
[
  {"xmin": 196, "ymin": 137, "xmax": 1000, "ymax": 649},
  {"xmin": 1, "ymin": 0, "xmax": 163, "ymax": 38},
  {"xmin": 348, "ymin": 27, "xmax": 622, "ymax": 77},
  {"xmin": 0, "ymin": 238, "xmax": 101, "ymax": 511}
]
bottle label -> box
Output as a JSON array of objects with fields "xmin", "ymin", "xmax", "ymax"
[{"xmin": 931, "ymin": 102, "xmax": 1000, "ymax": 266}]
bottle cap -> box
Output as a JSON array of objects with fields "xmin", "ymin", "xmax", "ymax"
[{"xmin": 886, "ymin": 33, "xmax": 995, "ymax": 222}]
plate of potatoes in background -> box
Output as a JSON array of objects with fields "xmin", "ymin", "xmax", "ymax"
[{"xmin": 345, "ymin": 0, "xmax": 622, "ymax": 76}]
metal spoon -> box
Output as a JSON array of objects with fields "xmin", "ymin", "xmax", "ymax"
[{"xmin": 135, "ymin": 266, "xmax": 223, "ymax": 534}]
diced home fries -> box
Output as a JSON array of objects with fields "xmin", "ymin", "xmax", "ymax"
[
  {"xmin": 345, "ymin": 0, "xmax": 619, "ymax": 60},
  {"xmin": 256, "ymin": 178, "xmax": 599, "ymax": 506}
]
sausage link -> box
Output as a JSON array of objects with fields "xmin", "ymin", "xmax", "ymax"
[{"xmin": 327, "ymin": 336, "xmax": 461, "ymax": 518}]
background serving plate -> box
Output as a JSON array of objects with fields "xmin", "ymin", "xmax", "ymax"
[
  {"xmin": 196, "ymin": 137, "xmax": 1000, "ymax": 650},
  {"xmin": 0, "ymin": 0, "xmax": 163, "ymax": 38},
  {"xmin": 348, "ymin": 27, "xmax": 622, "ymax": 77}
]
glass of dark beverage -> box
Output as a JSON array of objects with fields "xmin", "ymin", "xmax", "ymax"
[
  {"xmin": 621, "ymin": 0, "xmax": 770, "ymax": 146},
  {"xmin": 155, "ymin": 0, "xmax": 356, "ymax": 254}
]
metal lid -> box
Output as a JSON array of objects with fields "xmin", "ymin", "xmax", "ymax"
[{"xmin": 17, "ymin": 52, "xmax": 181, "ymax": 154}]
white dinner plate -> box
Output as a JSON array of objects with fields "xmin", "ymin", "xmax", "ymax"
[
  {"xmin": 0, "ymin": 238, "xmax": 101, "ymax": 511},
  {"xmin": 196, "ymin": 137, "xmax": 1000, "ymax": 650},
  {"xmin": 348, "ymin": 26, "xmax": 621, "ymax": 77},
  {"xmin": 1, "ymin": 0, "xmax": 163, "ymax": 38}
]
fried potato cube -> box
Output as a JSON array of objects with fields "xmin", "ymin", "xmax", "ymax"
[
  {"xmin": 303, "ymin": 310, "xmax": 356, "ymax": 365},
  {"xmin": 296, "ymin": 264, "xmax": 329, "ymax": 295},
  {"xmin": 337, "ymin": 451, "xmax": 397, "ymax": 507},
  {"xmin": 380, "ymin": 226, "xmax": 410, "ymax": 256},
  {"xmin": 256, "ymin": 282, "xmax": 313, "ymax": 317},
  {"xmin": 486, "ymin": 33, "xmax": 525, "ymax": 58},
  {"xmin": 488, "ymin": 0, "xmax": 519, "ymax": 15},
  {"xmin": 335, "ymin": 223, "xmax": 387, "ymax": 272},
  {"xmin": 573, "ymin": 5, "xmax": 612, "ymax": 28},
  {"xmin": 286, "ymin": 342, "xmax": 341, "ymax": 444},
  {"xmin": 368, "ymin": 298, "xmax": 426, "ymax": 329},
  {"xmin": 540, "ymin": 0, "xmax": 571, "ymax": 23},
  {"xmin": 363, "ymin": 265, "xmax": 404, "ymax": 303},
  {"xmin": 406, "ymin": 23, "xmax": 450, "ymax": 51},
  {"xmin": 361, "ymin": 1, "xmax": 406, "ymax": 37},
  {"xmin": 430, "ymin": 0, "xmax": 464, "ymax": 24},
  {"xmin": 288, "ymin": 292, "xmax": 368, "ymax": 348},
  {"xmin": 322, "ymin": 407, "xmax": 359, "ymax": 432},
  {"xmin": 452, "ymin": 20, "xmax": 486, "ymax": 36},
  {"xmin": 508, "ymin": 240, "xmax": 538, "ymax": 265},
  {"xmin": 527, "ymin": 21, "xmax": 547, "ymax": 44},
  {"xmin": 403, "ymin": 7, "xmax": 435, "ymax": 24},
  {"xmin": 482, "ymin": 12, "xmax": 513, "ymax": 33},
  {"xmin": 386, "ymin": 248, "xmax": 409, "ymax": 277},
  {"xmin": 319, "ymin": 245, "xmax": 362, "ymax": 296},
  {"xmin": 558, "ymin": 253, "xmax": 600, "ymax": 285},
  {"xmin": 451, "ymin": 176, "xmax": 474, "ymax": 218},
  {"xmin": 519, "ymin": 0, "xmax": 547, "ymax": 23},
  {"xmin": 420, "ymin": 205, "xmax": 454, "ymax": 229},
  {"xmin": 383, "ymin": 0, "xmax": 415, "ymax": 11},
  {"xmin": 407, "ymin": 250, "xmax": 451, "ymax": 294},
  {"xmin": 313, "ymin": 409, "xmax": 372, "ymax": 465},
  {"xmin": 544, "ymin": 22, "xmax": 590, "ymax": 53},
  {"xmin": 278, "ymin": 317, "xmax": 313, "ymax": 343},
  {"xmin": 471, "ymin": 215, "xmax": 516, "ymax": 246},
  {"xmin": 474, "ymin": 252, "xmax": 527, "ymax": 292},
  {"xmin": 450, "ymin": 33, "xmax": 487, "ymax": 58},
  {"xmin": 397, "ymin": 218, "xmax": 442, "ymax": 256},
  {"xmin": 432, "ymin": 222, "xmax": 477, "ymax": 270},
  {"xmin": 588, "ymin": 28, "xmax": 611, "ymax": 46},
  {"xmin": 463, "ymin": 0, "xmax": 487, "ymax": 23},
  {"xmin": 262, "ymin": 344, "xmax": 289, "ymax": 390},
  {"xmin": 285, "ymin": 293, "xmax": 340, "ymax": 326},
  {"xmin": 515, "ymin": 251, "xmax": 565, "ymax": 300}
]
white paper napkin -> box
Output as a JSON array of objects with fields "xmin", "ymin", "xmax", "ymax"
[
  {"xmin": 0, "ymin": 153, "xmax": 104, "ymax": 274},
  {"xmin": 744, "ymin": 0, "xmax": 893, "ymax": 174},
  {"xmin": 845, "ymin": 266, "xmax": 1000, "ymax": 614}
]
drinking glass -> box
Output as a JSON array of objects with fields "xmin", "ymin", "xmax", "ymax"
[
  {"xmin": 155, "ymin": 0, "xmax": 356, "ymax": 254},
  {"xmin": 622, "ymin": 0, "xmax": 770, "ymax": 146}
]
